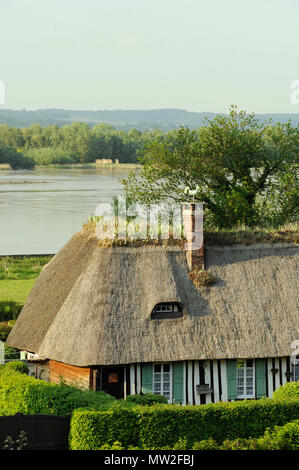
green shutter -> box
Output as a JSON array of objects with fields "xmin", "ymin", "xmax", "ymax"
[
  {"xmin": 142, "ymin": 363, "xmax": 153, "ymax": 394},
  {"xmin": 226, "ymin": 360, "xmax": 237, "ymax": 400},
  {"xmin": 255, "ymin": 359, "xmax": 267, "ymax": 399},
  {"xmin": 173, "ymin": 362, "xmax": 184, "ymax": 404}
]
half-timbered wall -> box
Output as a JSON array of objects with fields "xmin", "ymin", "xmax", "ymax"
[{"xmin": 129, "ymin": 357, "xmax": 292, "ymax": 404}]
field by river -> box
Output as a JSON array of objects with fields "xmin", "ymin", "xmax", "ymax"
[{"xmin": 0, "ymin": 167, "xmax": 131, "ymax": 255}]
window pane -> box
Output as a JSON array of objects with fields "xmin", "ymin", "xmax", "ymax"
[
  {"xmin": 246, "ymin": 359, "xmax": 253, "ymax": 368},
  {"xmin": 154, "ymin": 373, "xmax": 161, "ymax": 382},
  {"xmin": 164, "ymin": 364, "xmax": 170, "ymax": 373},
  {"xmin": 154, "ymin": 364, "xmax": 161, "ymax": 373}
]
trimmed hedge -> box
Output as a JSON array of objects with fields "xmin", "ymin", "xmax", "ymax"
[
  {"xmin": 273, "ymin": 381, "xmax": 299, "ymax": 400},
  {"xmin": 3, "ymin": 361, "xmax": 29, "ymax": 375},
  {"xmin": 0, "ymin": 367, "xmax": 115, "ymax": 416},
  {"xmin": 126, "ymin": 393, "xmax": 167, "ymax": 406},
  {"xmin": 69, "ymin": 399, "xmax": 299, "ymax": 450}
]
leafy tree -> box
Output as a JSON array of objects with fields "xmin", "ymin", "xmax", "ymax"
[
  {"xmin": 0, "ymin": 142, "xmax": 35, "ymax": 169},
  {"xmin": 123, "ymin": 107, "xmax": 299, "ymax": 227}
]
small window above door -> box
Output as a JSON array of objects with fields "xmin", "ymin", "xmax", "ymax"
[{"xmin": 151, "ymin": 302, "xmax": 183, "ymax": 319}]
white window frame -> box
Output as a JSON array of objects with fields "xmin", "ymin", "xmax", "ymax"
[
  {"xmin": 237, "ymin": 359, "xmax": 255, "ymax": 399},
  {"xmin": 152, "ymin": 363, "xmax": 173, "ymax": 403},
  {"xmin": 292, "ymin": 356, "xmax": 299, "ymax": 382}
]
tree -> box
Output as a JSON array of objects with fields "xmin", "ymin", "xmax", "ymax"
[
  {"xmin": 123, "ymin": 107, "xmax": 299, "ymax": 228},
  {"xmin": 0, "ymin": 142, "xmax": 35, "ymax": 169}
]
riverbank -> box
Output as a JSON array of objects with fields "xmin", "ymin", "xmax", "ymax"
[{"xmin": 0, "ymin": 163, "xmax": 141, "ymax": 170}]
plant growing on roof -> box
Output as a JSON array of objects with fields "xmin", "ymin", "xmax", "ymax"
[{"xmin": 188, "ymin": 267, "xmax": 215, "ymax": 289}]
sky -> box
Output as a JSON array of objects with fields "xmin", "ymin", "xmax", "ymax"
[{"xmin": 0, "ymin": 0, "xmax": 298, "ymax": 113}]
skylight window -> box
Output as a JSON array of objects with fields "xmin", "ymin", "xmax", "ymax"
[{"xmin": 151, "ymin": 302, "xmax": 183, "ymax": 319}]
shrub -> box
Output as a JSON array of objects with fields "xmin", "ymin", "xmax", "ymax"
[
  {"xmin": 188, "ymin": 268, "xmax": 215, "ymax": 289},
  {"xmin": 69, "ymin": 399, "xmax": 299, "ymax": 450},
  {"xmin": 0, "ymin": 143, "xmax": 35, "ymax": 169},
  {"xmin": 0, "ymin": 301, "xmax": 23, "ymax": 321},
  {"xmin": 0, "ymin": 322, "xmax": 12, "ymax": 341},
  {"xmin": 273, "ymin": 381, "xmax": 299, "ymax": 400},
  {"xmin": 126, "ymin": 393, "xmax": 168, "ymax": 406},
  {"xmin": 4, "ymin": 344, "xmax": 20, "ymax": 359},
  {"xmin": 4, "ymin": 361, "xmax": 29, "ymax": 375},
  {"xmin": 192, "ymin": 438, "xmax": 219, "ymax": 450},
  {"xmin": 24, "ymin": 147, "xmax": 77, "ymax": 166},
  {"xmin": 256, "ymin": 419, "xmax": 299, "ymax": 450},
  {"xmin": 0, "ymin": 368, "xmax": 115, "ymax": 416},
  {"xmin": 70, "ymin": 408, "xmax": 139, "ymax": 450},
  {"xmin": 221, "ymin": 420, "xmax": 299, "ymax": 450}
]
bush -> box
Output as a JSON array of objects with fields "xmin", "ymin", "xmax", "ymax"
[
  {"xmin": 0, "ymin": 367, "xmax": 115, "ymax": 416},
  {"xmin": 188, "ymin": 268, "xmax": 215, "ymax": 289},
  {"xmin": 0, "ymin": 301, "xmax": 23, "ymax": 322},
  {"xmin": 4, "ymin": 361, "xmax": 29, "ymax": 375},
  {"xmin": 273, "ymin": 381, "xmax": 299, "ymax": 400},
  {"xmin": 24, "ymin": 147, "xmax": 77, "ymax": 166},
  {"xmin": 0, "ymin": 322, "xmax": 12, "ymax": 341},
  {"xmin": 70, "ymin": 408, "xmax": 139, "ymax": 450},
  {"xmin": 4, "ymin": 344, "xmax": 19, "ymax": 359},
  {"xmin": 126, "ymin": 393, "xmax": 168, "ymax": 406},
  {"xmin": 220, "ymin": 420, "xmax": 299, "ymax": 450},
  {"xmin": 0, "ymin": 143, "xmax": 35, "ymax": 169},
  {"xmin": 69, "ymin": 399, "xmax": 299, "ymax": 450}
]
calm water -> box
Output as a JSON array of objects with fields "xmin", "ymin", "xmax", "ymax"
[{"xmin": 0, "ymin": 168, "xmax": 130, "ymax": 255}]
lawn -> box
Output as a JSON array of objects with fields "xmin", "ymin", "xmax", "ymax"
[{"xmin": 0, "ymin": 279, "xmax": 36, "ymax": 304}]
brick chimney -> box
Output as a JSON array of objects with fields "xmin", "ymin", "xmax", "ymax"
[{"xmin": 182, "ymin": 203, "xmax": 204, "ymax": 271}]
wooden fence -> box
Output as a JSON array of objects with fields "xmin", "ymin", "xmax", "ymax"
[{"xmin": 0, "ymin": 413, "xmax": 70, "ymax": 450}]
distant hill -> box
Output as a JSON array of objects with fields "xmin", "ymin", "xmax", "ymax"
[{"xmin": 0, "ymin": 108, "xmax": 298, "ymax": 130}]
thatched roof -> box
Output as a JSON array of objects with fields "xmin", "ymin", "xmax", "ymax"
[{"xmin": 7, "ymin": 230, "xmax": 299, "ymax": 366}]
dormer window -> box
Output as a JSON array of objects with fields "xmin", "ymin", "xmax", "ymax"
[{"xmin": 151, "ymin": 302, "xmax": 183, "ymax": 319}]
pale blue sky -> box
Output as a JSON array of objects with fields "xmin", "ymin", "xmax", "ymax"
[{"xmin": 0, "ymin": 0, "xmax": 298, "ymax": 112}]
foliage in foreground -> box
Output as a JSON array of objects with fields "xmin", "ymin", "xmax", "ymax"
[
  {"xmin": 273, "ymin": 381, "xmax": 299, "ymax": 400},
  {"xmin": 0, "ymin": 366, "xmax": 115, "ymax": 416},
  {"xmin": 94, "ymin": 420, "xmax": 299, "ymax": 450},
  {"xmin": 126, "ymin": 393, "xmax": 168, "ymax": 406},
  {"xmin": 69, "ymin": 399, "xmax": 299, "ymax": 450}
]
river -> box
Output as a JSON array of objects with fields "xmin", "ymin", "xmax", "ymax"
[{"xmin": 0, "ymin": 168, "xmax": 130, "ymax": 255}]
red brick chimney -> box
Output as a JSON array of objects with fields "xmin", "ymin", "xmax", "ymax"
[{"xmin": 182, "ymin": 203, "xmax": 204, "ymax": 271}]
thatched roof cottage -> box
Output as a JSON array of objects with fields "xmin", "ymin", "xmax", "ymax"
[{"xmin": 7, "ymin": 204, "xmax": 299, "ymax": 404}]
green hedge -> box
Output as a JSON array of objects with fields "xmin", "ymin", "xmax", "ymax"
[
  {"xmin": 3, "ymin": 361, "xmax": 29, "ymax": 375},
  {"xmin": 0, "ymin": 367, "xmax": 115, "ymax": 416},
  {"xmin": 273, "ymin": 381, "xmax": 299, "ymax": 400},
  {"xmin": 69, "ymin": 399, "xmax": 299, "ymax": 450},
  {"xmin": 126, "ymin": 393, "xmax": 167, "ymax": 406}
]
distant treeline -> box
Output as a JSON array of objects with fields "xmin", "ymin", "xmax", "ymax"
[{"xmin": 0, "ymin": 122, "xmax": 165, "ymax": 168}]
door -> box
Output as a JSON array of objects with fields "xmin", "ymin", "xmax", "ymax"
[{"xmin": 101, "ymin": 366, "xmax": 124, "ymax": 399}]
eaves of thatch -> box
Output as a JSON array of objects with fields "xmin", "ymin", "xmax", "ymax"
[{"xmin": 6, "ymin": 231, "xmax": 299, "ymax": 366}]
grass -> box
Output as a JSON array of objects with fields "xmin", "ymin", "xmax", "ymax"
[
  {"xmin": 83, "ymin": 218, "xmax": 299, "ymax": 246},
  {"xmin": 0, "ymin": 279, "xmax": 36, "ymax": 304},
  {"xmin": 0, "ymin": 256, "xmax": 52, "ymax": 306},
  {"xmin": 204, "ymin": 223, "xmax": 299, "ymax": 245},
  {"xmin": 0, "ymin": 256, "xmax": 52, "ymax": 280}
]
